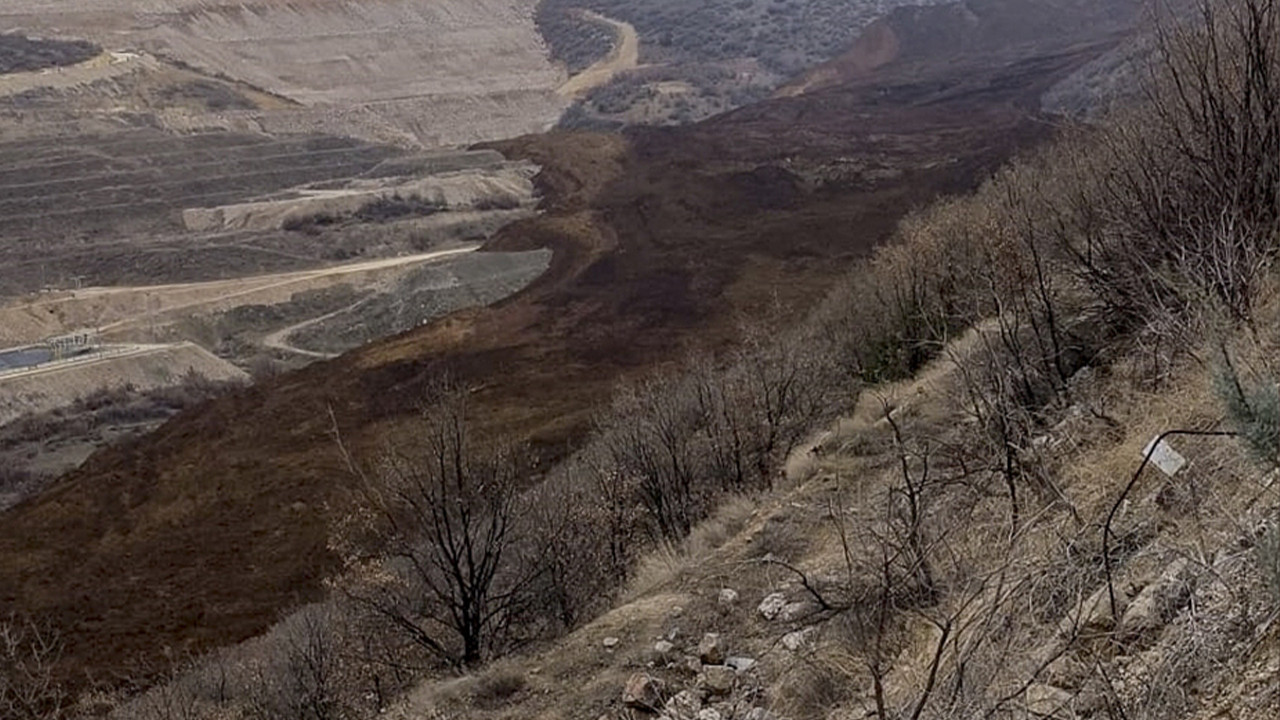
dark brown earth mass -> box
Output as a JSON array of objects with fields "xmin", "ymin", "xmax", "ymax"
[{"xmin": 0, "ymin": 0, "xmax": 1139, "ymax": 687}]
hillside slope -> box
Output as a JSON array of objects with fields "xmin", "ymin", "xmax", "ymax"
[
  {"xmin": 0, "ymin": 0, "xmax": 567, "ymax": 146},
  {"xmin": 0, "ymin": 0, "xmax": 1138, "ymax": 688}
]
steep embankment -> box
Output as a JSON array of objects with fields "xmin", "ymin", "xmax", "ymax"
[
  {"xmin": 0, "ymin": 0, "xmax": 567, "ymax": 146},
  {"xmin": 0, "ymin": 0, "xmax": 1137, "ymax": 686}
]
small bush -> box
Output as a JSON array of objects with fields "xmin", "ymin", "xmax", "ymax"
[
  {"xmin": 469, "ymin": 668, "xmax": 526, "ymax": 709},
  {"xmin": 1212, "ymin": 358, "xmax": 1280, "ymax": 465},
  {"xmin": 1255, "ymin": 522, "xmax": 1280, "ymax": 606}
]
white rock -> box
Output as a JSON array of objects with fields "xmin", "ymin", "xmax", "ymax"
[
  {"xmin": 603, "ymin": 636, "xmax": 620, "ymax": 649},
  {"xmin": 700, "ymin": 665, "xmax": 736, "ymax": 696},
  {"xmin": 726, "ymin": 656, "xmax": 757, "ymax": 672},
  {"xmin": 782, "ymin": 628, "xmax": 813, "ymax": 651},
  {"xmin": 623, "ymin": 673, "xmax": 666, "ymax": 712},
  {"xmin": 718, "ymin": 588, "xmax": 740, "ymax": 606},
  {"xmin": 1059, "ymin": 584, "xmax": 1130, "ymax": 638},
  {"xmin": 655, "ymin": 640, "xmax": 676, "ymax": 656},
  {"xmin": 758, "ymin": 592, "xmax": 788, "ymax": 620},
  {"xmin": 779, "ymin": 601, "xmax": 818, "ymax": 622},
  {"xmin": 1119, "ymin": 558, "xmax": 1194, "ymax": 641},
  {"xmin": 697, "ymin": 710, "xmax": 723, "ymax": 720},
  {"xmin": 1026, "ymin": 683, "xmax": 1073, "ymax": 717},
  {"xmin": 664, "ymin": 689, "xmax": 702, "ymax": 719},
  {"xmin": 698, "ymin": 633, "xmax": 726, "ymax": 665}
]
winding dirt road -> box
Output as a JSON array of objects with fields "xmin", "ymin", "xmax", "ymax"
[
  {"xmin": 261, "ymin": 298, "xmax": 368, "ymax": 359},
  {"xmin": 556, "ymin": 11, "xmax": 640, "ymax": 99}
]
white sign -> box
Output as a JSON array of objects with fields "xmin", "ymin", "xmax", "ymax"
[{"xmin": 1142, "ymin": 437, "xmax": 1187, "ymax": 476}]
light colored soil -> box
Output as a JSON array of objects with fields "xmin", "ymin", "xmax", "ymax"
[
  {"xmin": 0, "ymin": 245, "xmax": 480, "ymax": 347},
  {"xmin": 556, "ymin": 11, "xmax": 640, "ymax": 99},
  {"xmin": 0, "ymin": 342, "xmax": 247, "ymax": 425},
  {"xmin": 0, "ymin": 50, "xmax": 153, "ymax": 98},
  {"xmin": 0, "ymin": 0, "xmax": 570, "ymax": 146}
]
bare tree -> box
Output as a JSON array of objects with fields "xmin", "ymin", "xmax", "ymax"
[
  {"xmin": 336, "ymin": 385, "xmax": 542, "ymax": 669},
  {"xmin": 0, "ymin": 615, "xmax": 66, "ymax": 720},
  {"xmin": 597, "ymin": 375, "xmax": 705, "ymax": 541}
]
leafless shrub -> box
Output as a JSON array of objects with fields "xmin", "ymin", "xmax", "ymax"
[
  {"xmin": 0, "ymin": 615, "xmax": 66, "ymax": 720},
  {"xmin": 114, "ymin": 665, "xmax": 203, "ymax": 720},
  {"xmin": 336, "ymin": 384, "xmax": 544, "ymax": 669},
  {"xmin": 597, "ymin": 373, "xmax": 707, "ymax": 541},
  {"xmin": 525, "ymin": 459, "xmax": 634, "ymax": 630}
]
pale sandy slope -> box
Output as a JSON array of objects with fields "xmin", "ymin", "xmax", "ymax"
[{"xmin": 0, "ymin": 0, "xmax": 569, "ymax": 145}]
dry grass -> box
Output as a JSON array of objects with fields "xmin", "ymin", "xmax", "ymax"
[{"xmin": 622, "ymin": 494, "xmax": 758, "ymax": 601}]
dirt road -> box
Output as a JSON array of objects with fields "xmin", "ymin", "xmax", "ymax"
[
  {"xmin": 261, "ymin": 298, "xmax": 367, "ymax": 359},
  {"xmin": 556, "ymin": 11, "xmax": 640, "ymax": 99},
  {"xmin": 0, "ymin": 245, "xmax": 480, "ymax": 346}
]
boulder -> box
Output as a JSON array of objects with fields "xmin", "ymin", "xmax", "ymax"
[
  {"xmin": 1026, "ymin": 683, "xmax": 1073, "ymax": 718},
  {"xmin": 1119, "ymin": 558, "xmax": 1194, "ymax": 642},
  {"xmin": 1060, "ymin": 584, "xmax": 1130, "ymax": 638},
  {"xmin": 698, "ymin": 633, "xmax": 727, "ymax": 665},
  {"xmin": 782, "ymin": 627, "xmax": 814, "ymax": 652},
  {"xmin": 779, "ymin": 601, "xmax": 819, "ymax": 622},
  {"xmin": 700, "ymin": 665, "xmax": 736, "ymax": 697},
  {"xmin": 758, "ymin": 592, "xmax": 788, "ymax": 620},
  {"xmin": 623, "ymin": 673, "xmax": 667, "ymax": 713},
  {"xmin": 664, "ymin": 689, "xmax": 702, "ymax": 719}
]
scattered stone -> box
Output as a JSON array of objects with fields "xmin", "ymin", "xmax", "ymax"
[
  {"xmin": 623, "ymin": 673, "xmax": 667, "ymax": 713},
  {"xmin": 685, "ymin": 655, "xmax": 704, "ymax": 675},
  {"xmin": 698, "ymin": 633, "xmax": 726, "ymax": 665},
  {"xmin": 603, "ymin": 636, "xmax": 620, "ymax": 649},
  {"xmin": 718, "ymin": 588, "xmax": 740, "ymax": 606},
  {"xmin": 1026, "ymin": 683, "xmax": 1073, "ymax": 717},
  {"xmin": 664, "ymin": 689, "xmax": 702, "ymax": 719},
  {"xmin": 758, "ymin": 592, "xmax": 788, "ymax": 620},
  {"xmin": 655, "ymin": 640, "xmax": 676, "ymax": 656},
  {"xmin": 1119, "ymin": 558, "xmax": 1194, "ymax": 642},
  {"xmin": 1061, "ymin": 584, "xmax": 1130, "ymax": 638},
  {"xmin": 725, "ymin": 656, "xmax": 757, "ymax": 672},
  {"xmin": 697, "ymin": 710, "xmax": 723, "ymax": 720},
  {"xmin": 745, "ymin": 709, "xmax": 779, "ymax": 720},
  {"xmin": 700, "ymin": 665, "xmax": 736, "ymax": 697},
  {"xmin": 782, "ymin": 628, "xmax": 814, "ymax": 651},
  {"xmin": 779, "ymin": 600, "xmax": 819, "ymax": 622}
]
